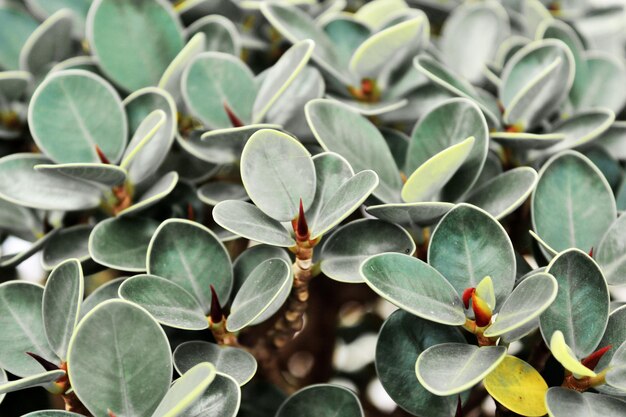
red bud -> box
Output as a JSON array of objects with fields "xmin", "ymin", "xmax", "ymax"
[
  {"xmin": 455, "ymin": 396, "xmax": 463, "ymax": 417},
  {"xmin": 462, "ymin": 288, "xmax": 475, "ymax": 309},
  {"xmin": 26, "ymin": 352, "xmax": 59, "ymax": 372},
  {"xmin": 95, "ymin": 145, "xmax": 110, "ymax": 164},
  {"xmin": 588, "ymin": 247, "xmax": 594, "ymax": 258},
  {"xmin": 209, "ymin": 285, "xmax": 224, "ymax": 325},
  {"xmin": 581, "ymin": 345, "xmax": 612, "ymax": 371},
  {"xmin": 294, "ymin": 198, "xmax": 309, "ymax": 240},
  {"xmin": 107, "ymin": 409, "xmax": 117, "ymax": 417},
  {"xmin": 361, "ymin": 79, "xmax": 373, "ymax": 96},
  {"xmin": 472, "ymin": 292, "xmax": 492, "ymax": 327},
  {"xmin": 223, "ymin": 102, "xmax": 244, "ymax": 128},
  {"xmin": 187, "ymin": 203, "xmax": 195, "ymax": 221}
]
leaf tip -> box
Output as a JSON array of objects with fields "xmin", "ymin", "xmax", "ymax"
[
  {"xmin": 223, "ymin": 102, "xmax": 244, "ymax": 128},
  {"xmin": 462, "ymin": 287, "xmax": 475, "ymax": 310},
  {"xmin": 95, "ymin": 145, "xmax": 110, "ymax": 164},
  {"xmin": 26, "ymin": 352, "xmax": 59, "ymax": 372},
  {"xmin": 209, "ymin": 284, "xmax": 224, "ymax": 325},
  {"xmin": 581, "ymin": 345, "xmax": 612, "ymax": 371}
]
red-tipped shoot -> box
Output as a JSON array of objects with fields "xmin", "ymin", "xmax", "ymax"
[
  {"xmin": 223, "ymin": 102, "xmax": 244, "ymax": 128},
  {"xmin": 26, "ymin": 352, "xmax": 59, "ymax": 372},
  {"xmin": 187, "ymin": 203, "xmax": 195, "ymax": 221},
  {"xmin": 361, "ymin": 79, "xmax": 374, "ymax": 96},
  {"xmin": 462, "ymin": 288, "xmax": 475, "ymax": 310},
  {"xmin": 95, "ymin": 145, "xmax": 111, "ymax": 164},
  {"xmin": 455, "ymin": 396, "xmax": 463, "ymax": 417},
  {"xmin": 297, "ymin": 199, "xmax": 308, "ymax": 237},
  {"xmin": 107, "ymin": 409, "xmax": 117, "ymax": 417},
  {"xmin": 588, "ymin": 247, "xmax": 594, "ymax": 258},
  {"xmin": 209, "ymin": 285, "xmax": 224, "ymax": 325},
  {"xmin": 581, "ymin": 345, "xmax": 612, "ymax": 371}
]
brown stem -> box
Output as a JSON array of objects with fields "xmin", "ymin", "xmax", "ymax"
[
  {"xmin": 63, "ymin": 391, "xmax": 92, "ymax": 416},
  {"xmin": 562, "ymin": 370, "xmax": 607, "ymax": 392}
]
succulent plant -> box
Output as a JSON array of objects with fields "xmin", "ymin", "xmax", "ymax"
[{"xmin": 0, "ymin": 0, "xmax": 625, "ymax": 416}]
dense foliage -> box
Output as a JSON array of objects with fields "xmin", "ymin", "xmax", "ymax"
[{"xmin": 0, "ymin": 0, "xmax": 625, "ymax": 416}]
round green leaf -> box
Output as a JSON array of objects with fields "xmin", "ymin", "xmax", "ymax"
[
  {"xmin": 232, "ymin": 244, "xmax": 291, "ymax": 295},
  {"xmin": 531, "ymin": 151, "xmax": 616, "ymax": 253},
  {"xmin": 576, "ymin": 54, "xmax": 626, "ymax": 114},
  {"xmin": 34, "ymin": 163, "xmax": 126, "ymax": 187},
  {"xmin": 147, "ymin": 219, "xmax": 233, "ymax": 310},
  {"xmin": 67, "ymin": 300, "xmax": 172, "ymax": 417},
  {"xmin": 198, "ymin": 182, "xmax": 248, "ymax": 206},
  {"xmin": 87, "ymin": 0, "xmax": 184, "ymax": 91},
  {"xmin": 185, "ymin": 372, "xmax": 241, "ymax": 417},
  {"xmin": 306, "ymin": 99, "xmax": 402, "ymax": 203},
  {"xmin": 19, "ymin": 9, "xmax": 74, "ymax": 77},
  {"xmin": 226, "ymin": 258, "xmax": 291, "ymax": 332},
  {"xmin": 119, "ymin": 274, "xmax": 208, "ymax": 330},
  {"xmin": 402, "ymin": 136, "xmax": 475, "ymax": 203},
  {"xmin": 0, "ymin": 369, "xmax": 66, "ymax": 395},
  {"xmin": 428, "ymin": 203, "xmax": 515, "ymax": 306},
  {"xmin": 182, "ymin": 52, "xmax": 256, "ymax": 129},
  {"xmin": 89, "ymin": 216, "xmax": 159, "ymax": 272},
  {"xmin": 366, "ymin": 202, "xmax": 453, "ymax": 227},
  {"xmin": 151, "ymin": 362, "xmax": 216, "ymax": 417},
  {"xmin": 490, "ymin": 132, "xmax": 565, "ymax": 149},
  {"xmin": 276, "ymin": 384, "xmax": 363, "ymax": 417},
  {"xmin": 322, "ymin": 16, "xmax": 371, "ymax": 65},
  {"xmin": 241, "ymin": 129, "xmax": 316, "ymax": 221},
  {"xmin": 360, "ymin": 253, "xmax": 466, "ymax": 325},
  {"xmin": 545, "ymin": 387, "xmax": 626, "ymax": 417},
  {"xmin": 158, "ymin": 32, "xmax": 206, "ymax": 105},
  {"xmin": 253, "ymin": 39, "xmax": 314, "ymax": 123},
  {"xmin": 187, "ymin": 14, "xmax": 240, "ymax": 55},
  {"xmin": 483, "ymin": 272, "xmax": 557, "ymax": 337},
  {"xmin": 375, "ymin": 309, "xmax": 465, "ymax": 416},
  {"xmin": 193, "ymin": 124, "xmax": 281, "ymax": 165},
  {"xmin": 321, "ymin": 219, "xmax": 415, "ymax": 283},
  {"xmin": 0, "ymin": 281, "xmax": 59, "ymax": 377},
  {"xmin": 28, "ymin": 70, "xmax": 127, "ymax": 164},
  {"xmin": 596, "ymin": 215, "xmax": 626, "ymax": 286},
  {"xmin": 540, "ymin": 249, "xmax": 609, "ymax": 358},
  {"xmin": 80, "ymin": 277, "xmax": 126, "ymax": 319},
  {"xmin": 416, "ymin": 344, "xmax": 507, "ymax": 395},
  {"xmin": 465, "ymin": 167, "xmax": 538, "ymax": 220},
  {"xmin": 406, "ymin": 98, "xmax": 489, "ymax": 202},
  {"xmin": 173, "ymin": 341, "xmax": 257, "ymax": 386},
  {"xmin": 43, "ymin": 259, "xmax": 84, "ymax": 360},
  {"xmin": 539, "ymin": 108, "xmax": 615, "ymax": 155},
  {"xmin": 500, "ymin": 39, "xmax": 574, "ymax": 130},
  {"xmin": 0, "ymin": 7, "xmax": 38, "ymax": 70}
]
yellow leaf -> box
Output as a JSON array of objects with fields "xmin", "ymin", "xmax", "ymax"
[
  {"xmin": 484, "ymin": 355, "xmax": 548, "ymax": 417},
  {"xmin": 476, "ymin": 275, "xmax": 496, "ymax": 310},
  {"xmin": 550, "ymin": 331, "xmax": 596, "ymax": 378}
]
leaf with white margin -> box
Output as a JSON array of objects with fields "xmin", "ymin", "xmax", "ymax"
[
  {"xmin": 198, "ymin": 182, "xmax": 248, "ymax": 206},
  {"xmin": 67, "ymin": 300, "xmax": 172, "ymax": 417},
  {"xmin": 28, "ymin": 70, "xmax": 127, "ymax": 164},
  {"xmin": 366, "ymin": 202, "xmax": 453, "ymax": 227},
  {"xmin": 253, "ymin": 39, "xmax": 314, "ymax": 123},
  {"xmin": 158, "ymin": 32, "xmax": 206, "ymax": 104},
  {"xmin": 116, "ymin": 171, "xmax": 179, "ymax": 217},
  {"xmin": 34, "ymin": 163, "xmax": 127, "ymax": 187},
  {"xmin": 595, "ymin": 306, "xmax": 626, "ymax": 373},
  {"xmin": 0, "ymin": 229, "xmax": 58, "ymax": 269},
  {"xmin": 306, "ymin": 99, "xmax": 402, "ymax": 203},
  {"xmin": 440, "ymin": 1, "xmax": 509, "ymax": 83},
  {"xmin": 120, "ymin": 109, "xmax": 168, "ymax": 184},
  {"xmin": 484, "ymin": 273, "xmax": 557, "ymax": 337},
  {"xmin": 147, "ymin": 219, "xmax": 233, "ymax": 310},
  {"xmin": 545, "ymin": 387, "xmax": 626, "ymax": 417},
  {"xmin": 80, "ymin": 277, "xmax": 126, "ymax": 319},
  {"xmin": 322, "ymin": 16, "xmax": 371, "ymax": 65},
  {"xmin": 21, "ymin": 412, "xmax": 83, "ymax": 417},
  {"xmin": 531, "ymin": 151, "xmax": 616, "ymax": 253},
  {"xmin": 416, "ymin": 343, "xmax": 507, "ymax": 396},
  {"xmin": 174, "ymin": 341, "xmax": 257, "ymax": 386},
  {"xmin": 0, "ymin": 70, "xmax": 32, "ymax": 101},
  {"xmin": 182, "ymin": 52, "xmax": 256, "ymax": 129},
  {"xmin": 350, "ymin": 15, "xmax": 428, "ymax": 80},
  {"xmin": 227, "ymin": 258, "xmax": 291, "ymax": 332},
  {"xmin": 151, "ymin": 362, "xmax": 216, "ymax": 417},
  {"xmin": 24, "ymin": 0, "xmax": 91, "ymax": 36},
  {"xmin": 0, "ymin": 7, "xmax": 38, "ymax": 70},
  {"xmin": 89, "ymin": 217, "xmax": 159, "ymax": 272},
  {"xmin": 428, "ymin": 203, "xmax": 516, "ymax": 306},
  {"xmin": 353, "ymin": 0, "xmax": 408, "ymax": 29},
  {"xmin": 595, "ymin": 214, "xmax": 626, "ymax": 286},
  {"xmin": 576, "ymin": 53, "xmax": 626, "ymax": 114},
  {"xmin": 360, "ymin": 253, "xmax": 466, "ymax": 325},
  {"xmin": 184, "ymin": 372, "xmax": 241, "ymax": 417},
  {"xmin": 490, "ymin": 132, "xmax": 565, "ymax": 149},
  {"xmin": 375, "ymin": 310, "xmax": 465, "ymax": 417},
  {"xmin": 540, "ymin": 249, "xmax": 609, "ymax": 358},
  {"xmin": 0, "ymin": 369, "xmax": 66, "ymax": 395},
  {"xmin": 413, "ymin": 55, "xmax": 500, "ymax": 128},
  {"xmin": 260, "ymin": 3, "xmax": 353, "ymax": 86},
  {"xmin": 213, "ymin": 200, "xmax": 295, "ymax": 247},
  {"xmin": 405, "ymin": 98, "xmax": 489, "ymax": 202},
  {"xmin": 499, "ymin": 39, "xmax": 574, "ymax": 130},
  {"xmin": 402, "ymin": 136, "xmax": 475, "ymax": 203},
  {"xmin": 187, "ymin": 15, "xmax": 241, "ymax": 56},
  {"xmin": 465, "ymin": 167, "xmax": 538, "ymax": 220},
  {"xmin": 240, "ymin": 129, "xmax": 316, "ymax": 221},
  {"xmin": 538, "ymin": 108, "xmax": 615, "ymax": 155},
  {"xmin": 0, "ymin": 368, "xmax": 5, "ymax": 405},
  {"xmin": 119, "ymin": 275, "xmax": 208, "ymax": 330},
  {"xmin": 43, "ymin": 259, "xmax": 83, "ymax": 360},
  {"xmin": 87, "ymin": 0, "xmax": 184, "ymax": 92},
  {"xmin": 0, "ymin": 282, "xmax": 59, "ymax": 377},
  {"xmin": 321, "ymin": 219, "xmax": 415, "ymax": 283},
  {"xmin": 41, "ymin": 225, "xmax": 91, "ymax": 271},
  {"xmin": 19, "ymin": 9, "xmax": 74, "ymax": 77},
  {"xmin": 276, "ymin": 384, "xmax": 363, "ymax": 417}
]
